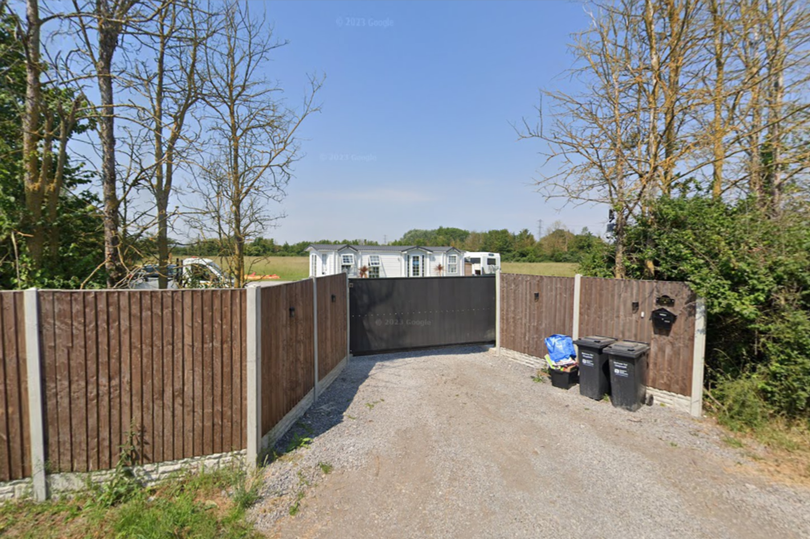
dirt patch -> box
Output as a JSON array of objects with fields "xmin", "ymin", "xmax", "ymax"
[{"xmin": 249, "ymin": 347, "xmax": 810, "ymax": 539}]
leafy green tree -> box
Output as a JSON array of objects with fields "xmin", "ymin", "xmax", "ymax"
[{"xmin": 0, "ymin": 6, "xmax": 103, "ymax": 289}]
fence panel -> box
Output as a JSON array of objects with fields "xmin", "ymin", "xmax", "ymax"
[
  {"xmin": 500, "ymin": 274, "xmax": 575, "ymax": 359},
  {"xmin": 0, "ymin": 291, "xmax": 30, "ymax": 481},
  {"xmin": 317, "ymin": 274, "xmax": 348, "ymax": 381},
  {"xmin": 260, "ymin": 281, "xmax": 315, "ymax": 435},
  {"xmin": 579, "ymin": 277, "xmax": 697, "ymax": 396},
  {"xmin": 38, "ymin": 289, "xmax": 247, "ymax": 473}
]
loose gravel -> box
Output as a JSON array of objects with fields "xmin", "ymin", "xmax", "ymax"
[{"xmin": 249, "ymin": 346, "xmax": 810, "ymax": 538}]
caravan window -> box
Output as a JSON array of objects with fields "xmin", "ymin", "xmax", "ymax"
[
  {"xmin": 341, "ymin": 253, "xmax": 354, "ymax": 273},
  {"xmin": 469, "ymin": 257, "xmax": 481, "ymax": 264},
  {"xmin": 368, "ymin": 255, "xmax": 381, "ymax": 278},
  {"xmin": 447, "ymin": 255, "xmax": 458, "ymax": 274},
  {"xmin": 487, "ymin": 258, "xmax": 496, "ymax": 266}
]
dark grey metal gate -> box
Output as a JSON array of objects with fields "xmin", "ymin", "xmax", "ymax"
[{"xmin": 349, "ymin": 276, "xmax": 496, "ymax": 355}]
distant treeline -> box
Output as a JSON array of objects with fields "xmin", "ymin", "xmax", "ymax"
[{"xmin": 175, "ymin": 225, "xmax": 604, "ymax": 263}]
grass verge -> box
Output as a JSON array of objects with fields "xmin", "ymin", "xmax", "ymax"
[
  {"xmin": 0, "ymin": 464, "xmax": 261, "ymax": 539},
  {"xmin": 500, "ymin": 262, "xmax": 578, "ymax": 277},
  {"xmin": 716, "ymin": 418, "xmax": 810, "ymax": 486}
]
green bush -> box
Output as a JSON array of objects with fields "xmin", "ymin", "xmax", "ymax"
[
  {"xmin": 584, "ymin": 195, "xmax": 810, "ymax": 426},
  {"xmin": 712, "ymin": 375, "xmax": 769, "ymax": 432}
]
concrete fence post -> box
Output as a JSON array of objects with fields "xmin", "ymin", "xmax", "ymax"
[
  {"xmin": 572, "ymin": 274, "xmax": 582, "ymax": 341},
  {"xmin": 246, "ymin": 286, "xmax": 262, "ymax": 467},
  {"xmin": 23, "ymin": 288, "xmax": 47, "ymax": 501},
  {"xmin": 690, "ymin": 297, "xmax": 707, "ymax": 418},
  {"xmin": 495, "ymin": 269, "xmax": 501, "ymax": 355},
  {"xmin": 312, "ymin": 277, "xmax": 320, "ymax": 399}
]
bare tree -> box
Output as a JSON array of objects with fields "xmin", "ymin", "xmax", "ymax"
[
  {"xmin": 520, "ymin": 1, "xmax": 652, "ymax": 277},
  {"xmin": 522, "ymin": 0, "xmax": 810, "ymax": 276},
  {"xmin": 67, "ymin": 0, "xmax": 142, "ymax": 287},
  {"xmin": 188, "ymin": 1, "xmax": 322, "ymax": 287},
  {"xmin": 121, "ymin": 0, "xmax": 213, "ymax": 287}
]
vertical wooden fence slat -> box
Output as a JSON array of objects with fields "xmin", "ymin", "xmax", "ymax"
[
  {"xmin": 97, "ymin": 292, "xmax": 110, "ymax": 471},
  {"xmin": 0, "ymin": 292, "xmax": 31, "ymax": 481},
  {"xmin": 231, "ymin": 291, "xmax": 242, "ymax": 450},
  {"xmin": 108, "ymin": 292, "xmax": 121, "ymax": 469},
  {"xmin": 213, "ymin": 291, "xmax": 223, "ymax": 456},
  {"xmin": 41, "ymin": 292, "xmax": 58, "ymax": 472},
  {"xmin": 183, "ymin": 291, "xmax": 194, "ymax": 459}
]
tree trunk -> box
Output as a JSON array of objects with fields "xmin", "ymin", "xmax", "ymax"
[
  {"xmin": 710, "ymin": 0, "xmax": 726, "ymax": 198},
  {"xmin": 97, "ymin": 22, "xmax": 124, "ymax": 287},
  {"xmin": 47, "ymin": 100, "xmax": 78, "ymax": 267},
  {"xmin": 22, "ymin": 0, "xmax": 44, "ymax": 267},
  {"xmin": 763, "ymin": 0, "xmax": 785, "ymax": 214},
  {"xmin": 613, "ymin": 211, "xmax": 626, "ymax": 279}
]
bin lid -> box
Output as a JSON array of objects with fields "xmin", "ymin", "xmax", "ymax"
[
  {"xmin": 573, "ymin": 335, "xmax": 617, "ymax": 349},
  {"xmin": 605, "ymin": 340, "xmax": 650, "ymax": 359}
]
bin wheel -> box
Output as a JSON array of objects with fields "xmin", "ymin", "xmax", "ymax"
[{"xmin": 646, "ymin": 394, "xmax": 655, "ymax": 406}]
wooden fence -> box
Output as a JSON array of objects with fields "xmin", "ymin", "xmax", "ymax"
[
  {"xmin": 578, "ymin": 277, "xmax": 697, "ymax": 398},
  {"xmin": 500, "ymin": 275, "xmax": 574, "ymax": 359},
  {"xmin": 258, "ymin": 275, "xmax": 348, "ymax": 440},
  {"xmin": 0, "ymin": 292, "xmax": 30, "ymax": 482},
  {"xmin": 499, "ymin": 273, "xmax": 704, "ymax": 410},
  {"xmin": 260, "ymin": 281, "xmax": 315, "ymax": 435},
  {"xmin": 38, "ymin": 290, "xmax": 247, "ymax": 473},
  {"xmin": 317, "ymin": 274, "xmax": 348, "ymax": 381},
  {"xmin": 0, "ymin": 274, "xmax": 349, "ymax": 500}
]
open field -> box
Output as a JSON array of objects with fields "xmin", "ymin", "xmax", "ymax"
[
  {"xmin": 205, "ymin": 257, "xmax": 579, "ymax": 281},
  {"xmin": 500, "ymin": 261, "xmax": 578, "ymax": 277},
  {"xmin": 210, "ymin": 256, "xmax": 310, "ymax": 281}
]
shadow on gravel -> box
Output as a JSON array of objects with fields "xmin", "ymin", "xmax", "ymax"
[{"xmin": 273, "ymin": 345, "xmax": 490, "ymax": 455}]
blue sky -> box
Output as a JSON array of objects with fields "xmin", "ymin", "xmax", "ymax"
[{"xmin": 251, "ymin": 0, "xmax": 606, "ymax": 243}]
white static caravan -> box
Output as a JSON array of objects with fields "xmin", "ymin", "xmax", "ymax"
[
  {"xmin": 463, "ymin": 252, "xmax": 501, "ymax": 275},
  {"xmin": 306, "ymin": 244, "xmax": 466, "ymax": 279}
]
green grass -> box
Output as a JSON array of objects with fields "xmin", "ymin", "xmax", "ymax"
[
  {"xmin": 212, "ymin": 256, "xmax": 310, "ymax": 282},
  {"xmin": 501, "ymin": 262, "xmax": 579, "ymax": 277},
  {"xmin": 0, "ymin": 465, "xmax": 260, "ymax": 539},
  {"xmin": 285, "ymin": 432, "xmax": 313, "ymax": 453}
]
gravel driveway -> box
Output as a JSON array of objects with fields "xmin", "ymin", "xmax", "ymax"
[{"xmin": 249, "ymin": 346, "xmax": 810, "ymax": 539}]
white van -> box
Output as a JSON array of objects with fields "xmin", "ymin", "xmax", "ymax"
[
  {"xmin": 127, "ymin": 257, "xmax": 233, "ymax": 289},
  {"xmin": 464, "ymin": 252, "xmax": 501, "ymax": 275}
]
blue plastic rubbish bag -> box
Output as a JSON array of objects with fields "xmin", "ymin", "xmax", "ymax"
[{"xmin": 545, "ymin": 334, "xmax": 576, "ymax": 363}]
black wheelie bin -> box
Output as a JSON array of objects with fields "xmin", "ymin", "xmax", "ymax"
[
  {"xmin": 604, "ymin": 340, "xmax": 650, "ymax": 411},
  {"xmin": 573, "ymin": 336, "xmax": 616, "ymax": 401}
]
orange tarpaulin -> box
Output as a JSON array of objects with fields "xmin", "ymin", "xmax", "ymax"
[{"xmin": 245, "ymin": 273, "xmax": 280, "ymax": 280}]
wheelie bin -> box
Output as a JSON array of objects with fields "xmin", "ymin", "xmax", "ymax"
[
  {"xmin": 604, "ymin": 340, "xmax": 650, "ymax": 411},
  {"xmin": 573, "ymin": 336, "xmax": 617, "ymax": 400}
]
